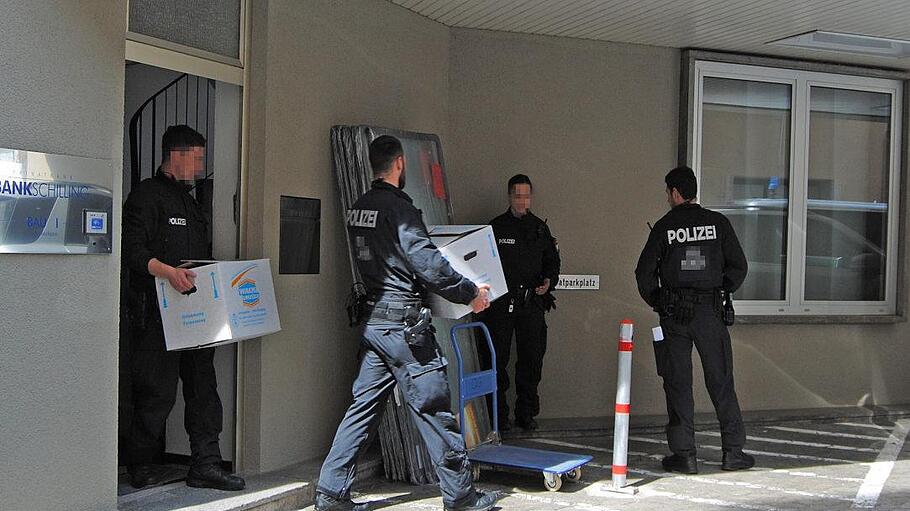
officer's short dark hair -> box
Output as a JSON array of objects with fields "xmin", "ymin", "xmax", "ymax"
[
  {"xmin": 508, "ymin": 174, "xmax": 533, "ymax": 194},
  {"xmin": 369, "ymin": 136, "xmax": 403, "ymax": 176},
  {"xmin": 665, "ymin": 166, "xmax": 697, "ymax": 200},
  {"xmin": 162, "ymin": 125, "xmax": 206, "ymax": 161}
]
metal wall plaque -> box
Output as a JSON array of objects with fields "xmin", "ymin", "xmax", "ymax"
[
  {"xmin": 556, "ymin": 274, "xmax": 600, "ymax": 290},
  {"xmin": 0, "ymin": 148, "xmax": 113, "ymax": 254}
]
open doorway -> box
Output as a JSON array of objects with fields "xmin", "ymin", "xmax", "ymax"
[{"xmin": 118, "ymin": 61, "xmax": 242, "ymax": 496}]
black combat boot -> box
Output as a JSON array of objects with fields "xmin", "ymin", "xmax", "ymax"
[
  {"xmin": 515, "ymin": 417, "xmax": 538, "ymax": 431},
  {"xmin": 128, "ymin": 464, "xmax": 166, "ymax": 489},
  {"xmin": 186, "ymin": 463, "xmax": 245, "ymax": 491},
  {"xmin": 661, "ymin": 453, "xmax": 698, "ymax": 474},
  {"xmin": 314, "ymin": 492, "xmax": 371, "ymax": 511},
  {"xmin": 722, "ymin": 449, "xmax": 755, "ymax": 471},
  {"xmin": 444, "ymin": 490, "xmax": 504, "ymax": 511}
]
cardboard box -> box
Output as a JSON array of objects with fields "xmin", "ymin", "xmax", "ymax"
[
  {"xmin": 155, "ymin": 258, "xmax": 282, "ymax": 350},
  {"xmin": 427, "ymin": 225, "xmax": 508, "ymax": 319}
]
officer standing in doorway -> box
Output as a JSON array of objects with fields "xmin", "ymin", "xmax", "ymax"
[
  {"xmin": 123, "ymin": 125, "xmax": 244, "ymax": 491},
  {"xmin": 314, "ymin": 136, "xmax": 502, "ymax": 511},
  {"xmin": 634, "ymin": 166, "xmax": 754, "ymax": 474},
  {"xmin": 481, "ymin": 174, "xmax": 560, "ymax": 432}
]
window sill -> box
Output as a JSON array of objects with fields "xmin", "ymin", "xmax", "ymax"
[{"xmin": 737, "ymin": 314, "xmax": 906, "ymax": 325}]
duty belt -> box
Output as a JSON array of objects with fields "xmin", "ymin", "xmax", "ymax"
[
  {"xmin": 366, "ymin": 300, "xmax": 422, "ymax": 322},
  {"xmin": 675, "ymin": 288, "xmax": 719, "ymax": 304}
]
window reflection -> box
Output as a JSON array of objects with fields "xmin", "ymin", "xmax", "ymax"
[
  {"xmin": 701, "ymin": 77, "xmax": 792, "ymax": 301},
  {"xmin": 806, "ymin": 87, "xmax": 890, "ymax": 301}
]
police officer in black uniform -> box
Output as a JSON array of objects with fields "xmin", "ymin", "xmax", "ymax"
[
  {"xmin": 314, "ymin": 136, "xmax": 502, "ymax": 511},
  {"xmin": 123, "ymin": 125, "xmax": 244, "ymax": 491},
  {"xmin": 634, "ymin": 166, "xmax": 754, "ymax": 474},
  {"xmin": 481, "ymin": 174, "xmax": 560, "ymax": 431}
]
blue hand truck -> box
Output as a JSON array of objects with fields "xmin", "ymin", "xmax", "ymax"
[{"xmin": 450, "ymin": 322, "xmax": 593, "ymax": 491}]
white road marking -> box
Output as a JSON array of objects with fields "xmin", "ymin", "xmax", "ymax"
[
  {"xmin": 697, "ymin": 430, "xmax": 880, "ymax": 453},
  {"xmin": 837, "ymin": 422, "xmax": 893, "ymax": 431},
  {"xmin": 768, "ymin": 469, "xmax": 865, "ymax": 483},
  {"xmin": 852, "ymin": 419, "xmax": 910, "ymax": 509},
  {"xmin": 629, "ymin": 435, "xmax": 859, "ymax": 464},
  {"xmin": 633, "ymin": 488, "xmax": 786, "ymax": 511},
  {"xmin": 766, "ymin": 426, "xmax": 888, "ymax": 442},
  {"xmin": 508, "ymin": 491, "xmax": 622, "ymax": 511},
  {"xmin": 623, "ymin": 466, "xmax": 853, "ymax": 502},
  {"xmin": 527, "ymin": 438, "xmax": 721, "ymax": 466}
]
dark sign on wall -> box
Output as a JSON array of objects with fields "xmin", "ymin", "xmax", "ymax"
[{"xmin": 279, "ymin": 196, "xmax": 320, "ymax": 274}]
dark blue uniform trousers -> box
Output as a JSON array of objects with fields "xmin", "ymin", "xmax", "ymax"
[
  {"xmin": 655, "ymin": 302, "xmax": 746, "ymax": 455},
  {"xmin": 480, "ymin": 299, "xmax": 547, "ymax": 423},
  {"xmin": 127, "ymin": 322, "xmax": 223, "ymax": 467},
  {"xmin": 317, "ymin": 321, "xmax": 476, "ymax": 508}
]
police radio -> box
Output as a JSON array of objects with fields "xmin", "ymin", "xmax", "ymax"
[{"xmin": 722, "ymin": 291, "xmax": 735, "ymax": 326}]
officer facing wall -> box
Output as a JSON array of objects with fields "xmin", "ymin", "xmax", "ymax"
[
  {"xmin": 480, "ymin": 174, "xmax": 560, "ymax": 432},
  {"xmin": 634, "ymin": 166, "xmax": 754, "ymax": 474},
  {"xmin": 122, "ymin": 125, "xmax": 244, "ymax": 491}
]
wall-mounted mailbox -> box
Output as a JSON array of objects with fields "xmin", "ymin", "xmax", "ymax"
[{"xmin": 279, "ymin": 195, "xmax": 320, "ymax": 274}]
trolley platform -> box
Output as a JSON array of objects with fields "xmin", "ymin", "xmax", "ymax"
[{"xmin": 450, "ymin": 322, "xmax": 593, "ymax": 491}]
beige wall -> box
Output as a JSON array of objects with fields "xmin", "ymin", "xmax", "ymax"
[
  {"xmin": 237, "ymin": 2, "xmax": 910, "ymax": 476},
  {"xmin": 447, "ymin": 28, "xmax": 681, "ymax": 418},
  {"xmin": 243, "ymin": 0, "xmax": 451, "ymax": 472},
  {"xmin": 446, "ymin": 28, "xmax": 910, "ymax": 419},
  {"xmin": 0, "ymin": 1, "xmax": 125, "ymax": 510}
]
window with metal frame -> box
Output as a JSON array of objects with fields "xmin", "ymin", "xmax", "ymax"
[{"xmin": 690, "ymin": 61, "xmax": 902, "ymax": 316}]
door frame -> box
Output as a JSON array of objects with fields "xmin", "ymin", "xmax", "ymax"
[{"xmin": 123, "ymin": 0, "xmax": 253, "ymax": 471}]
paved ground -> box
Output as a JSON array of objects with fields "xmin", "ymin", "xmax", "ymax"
[{"xmin": 306, "ymin": 416, "xmax": 910, "ymax": 511}]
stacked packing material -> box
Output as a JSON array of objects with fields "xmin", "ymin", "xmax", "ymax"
[
  {"xmin": 376, "ymin": 317, "xmax": 492, "ymax": 484},
  {"xmin": 331, "ymin": 125, "xmax": 492, "ymax": 485}
]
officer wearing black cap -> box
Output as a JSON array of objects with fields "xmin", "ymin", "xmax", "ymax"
[
  {"xmin": 634, "ymin": 166, "xmax": 754, "ymax": 474},
  {"xmin": 314, "ymin": 136, "xmax": 502, "ymax": 511},
  {"xmin": 122, "ymin": 125, "xmax": 244, "ymax": 491},
  {"xmin": 481, "ymin": 174, "xmax": 560, "ymax": 432}
]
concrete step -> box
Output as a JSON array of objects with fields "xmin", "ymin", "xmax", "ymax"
[{"xmin": 118, "ymin": 453, "xmax": 382, "ymax": 511}]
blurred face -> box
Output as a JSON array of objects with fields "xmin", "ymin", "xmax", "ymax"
[
  {"xmin": 509, "ymin": 183, "xmax": 532, "ymax": 216},
  {"xmin": 165, "ymin": 146, "xmax": 206, "ymax": 183}
]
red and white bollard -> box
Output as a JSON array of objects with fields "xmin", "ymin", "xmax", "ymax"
[{"xmin": 608, "ymin": 319, "xmax": 639, "ymax": 494}]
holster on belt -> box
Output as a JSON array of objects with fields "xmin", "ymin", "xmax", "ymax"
[
  {"xmin": 128, "ymin": 289, "xmax": 158, "ymax": 331},
  {"xmin": 403, "ymin": 306, "xmax": 433, "ymax": 344},
  {"xmin": 660, "ymin": 288, "xmax": 695, "ymax": 325},
  {"xmin": 345, "ymin": 283, "xmax": 368, "ymax": 326}
]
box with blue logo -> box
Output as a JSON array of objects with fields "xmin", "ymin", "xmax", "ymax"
[
  {"xmin": 427, "ymin": 225, "xmax": 507, "ymax": 319},
  {"xmin": 155, "ymin": 258, "xmax": 282, "ymax": 351}
]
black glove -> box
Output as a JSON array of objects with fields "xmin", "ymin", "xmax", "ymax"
[
  {"xmin": 535, "ymin": 292, "xmax": 557, "ymax": 312},
  {"xmin": 657, "ymin": 288, "xmax": 675, "ymax": 319}
]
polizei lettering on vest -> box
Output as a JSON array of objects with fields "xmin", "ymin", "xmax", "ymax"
[
  {"xmin": 347, "ymin": 209, "xmax": 379, "ymax": 228},
  {"xmin": 667, "ymin": 225, "xmax": 717, "ymax": 245}
]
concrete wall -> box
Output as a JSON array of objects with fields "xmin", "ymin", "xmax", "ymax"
[
  {"xmin": 242, "ymin": 0, "xmax": 451, "ymax": 472},
  {"xmin": 0, "ymin": 1, "xmax": 126, "ymax": 510},
  {"xmin": 446, "ymin": 28, "xmax": 910, "ymax": 420}
]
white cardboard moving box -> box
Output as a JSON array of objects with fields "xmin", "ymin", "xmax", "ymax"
[
  {"xmin": 427, "ymin": 225, "xmax": 508, "ymax": 319},
  {"xmin": 155, "ymin": 258, "xmax": 281, "ymax": 350}
]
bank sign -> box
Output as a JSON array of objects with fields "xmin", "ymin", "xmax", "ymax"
[{"xmin": 0, "ymin": 148, "xmax": 113, "ymax": 254}]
